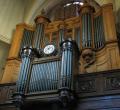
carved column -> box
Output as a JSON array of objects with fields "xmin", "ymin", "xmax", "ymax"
[
  {"xmin": 8, "ymin": 23, "xmax": 26, "ymax": 58},
  {"xmin": 102, "ymin": 3, "xmax": 117, "ymax": 43},
  {"xmin": 102, "ymin": 3, "xmax": 120, "ymax": 69}
]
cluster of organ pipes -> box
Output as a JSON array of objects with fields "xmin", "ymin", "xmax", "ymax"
[
  {"xmin": 94, "ymin": 15, "xmax": 105, "ymax": 49},
  {"xmin": 29, "ymin": 60, "xmax": 61, "ymax": 92},
  {"xmin": 20, "ymin": 29, "xmax": 34, "ymax": 49},
  {"xmin": 20, "ymin": 8, "xmax": 105, "ymax": 54},
  {"xmin": 81, "ymin": 13, "xmax": 92, "ymax": 48},
  {"xmin": 33, "ymin": 23, "xmax": 45, "ymax": 49}
]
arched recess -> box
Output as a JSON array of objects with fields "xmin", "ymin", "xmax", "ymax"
[
  {"xmin": 24, "ymin": 0, "xmax": 102, "ymax": 24},
  {"xmin": 24, "ymin": 0, "xmax": 63, "ymax": 24}
]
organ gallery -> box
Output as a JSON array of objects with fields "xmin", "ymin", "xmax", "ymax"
[{"xmin": 0, "ymin": 1, "xmax": 120, "ymax": 110}]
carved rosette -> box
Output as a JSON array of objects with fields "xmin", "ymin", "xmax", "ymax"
[{"xmin": 81, "ymin": 48, "xmax": 95, "ymax": 68}]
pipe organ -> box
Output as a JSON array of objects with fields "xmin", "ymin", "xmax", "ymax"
[
  {"xmin": 1, "ymin": 3, "xmax": 120, "ymax": 95},
  {"xmin": 0, "ymin": 1, "xmax": 120, "ymax": 110}
]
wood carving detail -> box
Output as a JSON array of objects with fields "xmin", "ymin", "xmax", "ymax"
[
  {"xmin": 105, "ymin": 76, "xmax": 120, "ymax": 90},
  {"xmin": 0, "ymin": 84, "xmax": 16, "ymax": 104},
  {"xmin": 81, "ymin": 48, "xmax": 95, "ymax": 68},
  {"xmin": 76, "ymin": 79, "xmax": 96, "ymax": 93}
]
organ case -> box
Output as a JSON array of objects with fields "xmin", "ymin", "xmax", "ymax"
[{"xmin": 1, "ymin": 3, "xmax": 120, "ymax": 84}]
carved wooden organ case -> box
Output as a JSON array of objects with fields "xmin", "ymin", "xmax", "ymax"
[{"xmin": 1, "ymin": 3, "xmax": 120, "ymax": 85}]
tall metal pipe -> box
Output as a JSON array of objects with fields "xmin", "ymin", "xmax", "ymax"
[{"xmin": 16, "ymin": 46, "xmax": 34, "ymax": 94}]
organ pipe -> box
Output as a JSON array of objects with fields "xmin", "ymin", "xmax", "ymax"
[{"xmin": 17, "ymin": 46, "xmax": 34, "ymax": 94}]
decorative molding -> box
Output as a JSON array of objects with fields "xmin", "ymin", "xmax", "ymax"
[
  {"xmin": 0, "ymin": 83, "xmax": 16, "ymax": 104},
  {"xmin": 75, "ymin": 69, "xmax": 120, "ymax": 98},
  {"xmin": 76, "ymin": 79, "xmax": 96, "ymax": 93},
  {"xmin": 105, "ymin": 76, "xmax": 120, "ymax": 90}
]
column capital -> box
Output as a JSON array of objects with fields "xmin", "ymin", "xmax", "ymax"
[
  {"xmin": 79, "ymin": 3, "xmax": 95, "ymax": 14},
  {"xmin": 20, "ymin": 46, "xmax": 35, "ymax": 58},
  {"xmin": 34, "ymin": 15, "xmax": 50, "ymax": 24},
  {"xmin": 60, "ymin": 40, "xmax": 73, "ymax": 51}
]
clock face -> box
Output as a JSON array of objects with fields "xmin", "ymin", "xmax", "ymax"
[{"xmin": 43, "ymin": 44, "xmax": 55, "ymax": 55}]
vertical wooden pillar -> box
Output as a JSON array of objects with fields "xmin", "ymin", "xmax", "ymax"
[
  {"xmin": 8, "ymin": 23, "xmax": 26, "ymax": 58},
  {"xmin": 102, "ymin": 3, "xmax": 120, "ymax": 69},
  {"xmin": 1, "ymin": 24, "xmax": 34, "ymax": 83},
  {"xmin": 1, "ymin": 58, "xmax": 21, "ymax": 83},
  {"xmin": 102, "ymin": 3, "xmax": 117, "ymax": 42},
  {"xmin": 1, "ymin": 24, "xmax": 26, "ymax": 83}
]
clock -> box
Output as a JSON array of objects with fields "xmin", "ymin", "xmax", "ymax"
[{"xmin": 43, "ymin": 44, "xmax": 56, "ymax": 55}]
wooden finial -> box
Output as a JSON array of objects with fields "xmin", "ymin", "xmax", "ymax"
[
  {"xmin": 41, "ymin": 9, "xmax": 46, "ymax": 16},
  {"xmin": 34, "ymin": 9, "xmax": 50, "ymax": 24}
]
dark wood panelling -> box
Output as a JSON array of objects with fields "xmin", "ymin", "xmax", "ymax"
[
  {"xmin": 75, "ymin": 69, "xmax": 120, "ymax": 98},
  {"xmin": 0, "ymin": 83, "xmax": 16, "ymax": 104},
  {"xmin": 1, "ymin": 69, "xmax": 120, "ymax": 110}
]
